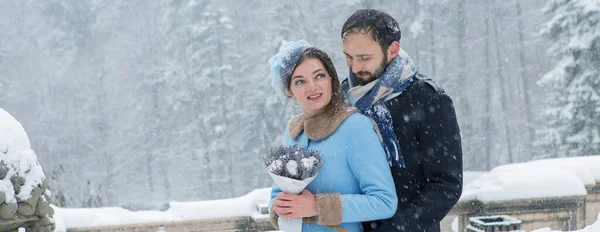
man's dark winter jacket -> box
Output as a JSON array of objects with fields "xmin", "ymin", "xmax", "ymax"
[{"xmin": 343, "ymin": 73, "xmax": 463, "ymax": 232}]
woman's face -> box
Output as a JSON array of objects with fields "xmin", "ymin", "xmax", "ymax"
[{"xmin": 288, "ymin": 58, "xmax": 333, "ymax": 118}]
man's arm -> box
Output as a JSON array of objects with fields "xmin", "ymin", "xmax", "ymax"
[{"xmin": 376, "ymin": 93, "xmax": 463, "ymax": 231}]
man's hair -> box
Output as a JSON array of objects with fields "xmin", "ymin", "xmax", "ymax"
[
  {"xmin": 287, "ymin": 47, "xmax": 346, "ymax": 107},
  {"xmin": 341, "ymin": 9, "xmax": 401, "ymax": 52}
]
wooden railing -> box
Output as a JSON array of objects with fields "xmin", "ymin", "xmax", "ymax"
[
  {"xmin": 66, "ymin": 187, "xmax": 600, "ymax": 232},
  {"xmin": 444, "ymin": 183, "xmax": 600, "ymax": 232},
  {"xmin": 67, "ymin": 216, "xmax": 273, "ymax": 232},
  {"xmin": 63, "ymin": 186, "xmax": 600, "ymax": 232},
  {"xmin": 66, "ymin": 156, "xmax": 600, "ymax": 232}
]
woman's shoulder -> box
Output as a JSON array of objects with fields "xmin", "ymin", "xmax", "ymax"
[
  {"xmin": 340, "ymin": 110, "xmax": 376, "ymax": 132},
  {"xmin": 345, "ymin": 111, "xmax": 370, "ymax": 123}
]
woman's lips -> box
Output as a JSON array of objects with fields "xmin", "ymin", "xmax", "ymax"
[{"xmin": 307, "ymin": 93, "xmax": 323, "ymax": 101}]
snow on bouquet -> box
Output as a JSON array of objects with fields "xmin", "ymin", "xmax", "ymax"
[{"xmin": 262, "ymin": 145, "xmax": 324, "ymax": 232}]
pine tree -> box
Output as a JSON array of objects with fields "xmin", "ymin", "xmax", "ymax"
[
  {"xmin": 145, "ymin": 0, "xmax": 216, "ymax": 200},
  {"xmin": 537, "ymin": 0, "xmax": 600, "ymax": 157},
  {"xmin": 198, "ymin": 3, "xmax": 238, "ymax": 198},
  {"xmin": 0, "ymin": 43, "xmax": 7, "ymax": 104}
]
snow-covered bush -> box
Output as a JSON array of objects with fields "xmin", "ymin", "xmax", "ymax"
[{"xmin": 0, "ymin": 108, "xmax": 54, "ymax": 232}]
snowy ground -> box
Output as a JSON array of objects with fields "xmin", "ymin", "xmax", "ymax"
[{"xmin": 53, "ymin": 188, "xmax": 271, "ymax": 232}]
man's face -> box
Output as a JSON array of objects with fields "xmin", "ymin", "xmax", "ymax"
[{"xmin": 343, "ymin": 31, "xmax": 388, "ymax": 86}]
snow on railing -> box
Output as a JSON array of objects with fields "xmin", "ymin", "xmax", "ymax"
[{"xmin": 532, "ymin": 213, "xmax": 600, "ymax": 232}]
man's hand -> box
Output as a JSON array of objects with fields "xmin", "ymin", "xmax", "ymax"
[{"xmin": 273, "ymin": 189, "xmax": 319, "ymax": 218}]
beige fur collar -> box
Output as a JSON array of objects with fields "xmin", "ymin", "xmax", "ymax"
[{"xmin": 288, "ymin": 104, "xmax": 358, "ymax": 141}]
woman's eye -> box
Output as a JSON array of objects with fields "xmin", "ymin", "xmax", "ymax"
[
  {"xmin": 316, "ymin": 74, "xmax": 326, "ymax": 79},
  {"xmin": 294, "ymin": 80, "xmax": 304, "ymax": 85}
]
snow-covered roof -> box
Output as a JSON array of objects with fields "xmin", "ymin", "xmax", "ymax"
[
  {"xmin": 464, "ymin": 171, "xmax": 487, "ymax": 186},
  {"xmin": 528, "ymin": 157, "xmax": 600, "ymax": 186},
  {"xmin": 461, "ymin": 166, "xmax": 586, "ymax": 202},
  {"xmin": 461, "ymin": 156, "xmax": 600, "ymax": 203}
]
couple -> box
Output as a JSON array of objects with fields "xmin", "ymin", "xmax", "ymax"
[{"xmin": 268, "ymin": 9, "xmax": 463, "ymax": 232}]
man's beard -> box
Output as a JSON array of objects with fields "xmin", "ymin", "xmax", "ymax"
[{"xmin": 356, "ymin": 56, "xmax": 388, "ymax": 86}]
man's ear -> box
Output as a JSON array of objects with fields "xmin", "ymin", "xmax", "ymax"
[{"xmin": 387, "ymin": 41, "xmax": 400, "ymax": 62}]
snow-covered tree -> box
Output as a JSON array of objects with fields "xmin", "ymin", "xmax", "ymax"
[
  {"xmin": 0, "ymin": 43, "xmax": 7, "ymax": 104},
  {"xmin": 1, "ymin": 0, "xmax": 560, "ymax": 206},
  {"xmin": 537, "ymin": 0, "xmax": 600, "ymax": 157},
  {"xmin": 143, "ymin": 0, "xmax": 218, "ymax": 200}
]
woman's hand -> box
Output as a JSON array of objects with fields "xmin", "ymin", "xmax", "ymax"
[{"xmin": 273, "ymin": 189, "xmax": 319, "ymax": 218}]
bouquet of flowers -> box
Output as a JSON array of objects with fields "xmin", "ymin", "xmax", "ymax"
[{"xmin": 262, "ymin": 145, "xmax": 324, "ymax": 232}]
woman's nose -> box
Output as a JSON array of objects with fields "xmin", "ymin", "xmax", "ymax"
[{"xmin": 306, "ymin": 80, "xmax": 317, "ymax": 91}]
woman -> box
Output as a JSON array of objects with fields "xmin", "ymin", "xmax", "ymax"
[{"xmin": 268, "ymin": 40, "xmax": 397, "ymax": 232}]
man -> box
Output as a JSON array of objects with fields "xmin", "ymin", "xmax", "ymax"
[{"xmin": 340, "ymin": 9, "xmax": 463, "ymax": 232}]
